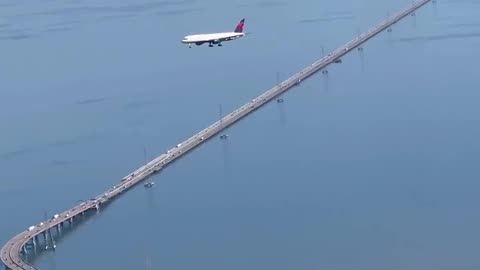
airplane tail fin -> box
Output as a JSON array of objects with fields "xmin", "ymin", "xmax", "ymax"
[{"xmin": 234, "ymin": 18, "xmax": 245, "ymax": 33}]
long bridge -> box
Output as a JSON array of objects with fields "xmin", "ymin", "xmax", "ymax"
[{"xmin": 1, "ymin": 0, "xmax": 431, "ymax": 269}]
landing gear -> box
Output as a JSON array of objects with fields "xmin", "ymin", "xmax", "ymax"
[
  {"xmin": 218, "ymin": 43, "xmax": 222, "ymax": 47},
  {"xmin": 208, "ymin": 42, "xmax": 213, "ymax": 47},
  {"xmin": 188, "ymin": 43, "xmax": 192, "ymax": 48}
]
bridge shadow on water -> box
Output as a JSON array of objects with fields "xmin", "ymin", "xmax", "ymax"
[{"xmin": 221, "ymin": 138, "xmax": 232, "ymax": 180}]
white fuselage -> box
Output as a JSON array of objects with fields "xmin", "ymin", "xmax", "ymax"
[{"xmin": 181, "ymin": 32, "xmax": 245, "ymax": 44}]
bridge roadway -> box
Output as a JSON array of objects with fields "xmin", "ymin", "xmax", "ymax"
[{"xmin": 1, "ymin": 0, "xmax": 431, "ymax": 269}]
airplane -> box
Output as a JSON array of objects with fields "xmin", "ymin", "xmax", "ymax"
[{"xmin": 181, "ymin": 18, "xmax": 246, "ymax": 48}]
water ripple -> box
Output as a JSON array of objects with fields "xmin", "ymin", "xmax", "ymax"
[
  {"xmin": 298, "ymin": 15, "xmax": 354, "ymax": 24},
  {"xmin": 238, "ymin": 1, "xmax": 286, "ymax": 8},
  {"xmin": 21, "ymin": 0, "xmax": 196, "ymax": 17},
  {"xmin": 398, "ymin": 32, "xmax": 480, "ymax": 42},
  {"xmin": 76, "ymin": 97, "xmax": 109, "ymax": 106}
]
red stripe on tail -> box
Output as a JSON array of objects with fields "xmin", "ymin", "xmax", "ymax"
[{"xmin": 234, "ymin": 19, "xmax": 245, "ymax": 33}]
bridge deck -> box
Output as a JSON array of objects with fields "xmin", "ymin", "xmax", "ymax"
[{"xmin": 1, "ymin": 0, "xmax": 431, "ymax": 269}]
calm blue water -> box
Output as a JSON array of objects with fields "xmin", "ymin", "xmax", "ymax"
[{"xmin": 2, "ymin": 0, "xmax": 480, "ymax": 269}]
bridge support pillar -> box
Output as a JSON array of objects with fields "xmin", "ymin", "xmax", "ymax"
[
  {"xmin": 43, "ymin": 231, "xmax": 48, "ymax": 245},
  {"xmin": 45, "ymin": 228, "xmax": 52, "ymax": 250}
]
